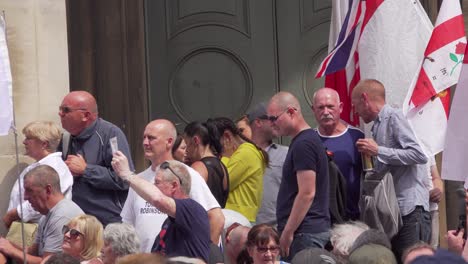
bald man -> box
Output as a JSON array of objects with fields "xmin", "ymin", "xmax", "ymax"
[
  {"xmin": 58, "ymin": 91, "xmax": 134, "ymax": 226},
  {"xmin": 351, "ymin": 79, "xmax": 430, "ymax": 261},
  {"xmin": 312, "ymin": 88, "xmax": 364, "ymax": 220},
  {"xmin": 119, "ymin": 119, "xmax": 224, "ymax": 255},
  {"xmin": 267, "ymin": 92, "xmax": 330, "ymax": 262}
]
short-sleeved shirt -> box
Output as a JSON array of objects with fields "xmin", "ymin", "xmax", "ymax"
[
  {"xmin": 121, "ymin": 165, "xmax": 220, "ymax": 253},
  {"xmin": 36, "ymin": 199, "xmax": 84, "ymax": 256},
  {"xmin": 276, "ymin": 129, "xmax": 330, "ymax": 234},
  {"xmin": 316, "ymin": 125, "xmax": 364, "ymax": 220},
  {"xmin": 152, "ymin": 199, "xmax": 210, "ymax": 262}
]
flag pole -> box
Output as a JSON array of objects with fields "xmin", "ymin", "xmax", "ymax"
[{"xmin": 1, "ymin": 10, "xmax": 27, "ymax": 264}]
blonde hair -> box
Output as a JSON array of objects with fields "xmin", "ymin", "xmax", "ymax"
[
  {"xmin": 22, "ymin": 121, "xmax": 62, "ymax": 151},
  {"xmin": 67, "ymin": 214, "xmax": 104, "ymax": 260},
  {"xmin": 117, "ymin": 253, "xmax": 166, "ymax": 264}
]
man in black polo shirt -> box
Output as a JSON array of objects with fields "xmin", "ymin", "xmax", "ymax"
[{"xmin": 267, "ymin": 92, "xmax": 330, "ymax": 262}]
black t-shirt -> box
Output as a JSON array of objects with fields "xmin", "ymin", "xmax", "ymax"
[
  {"xmin": 152, "ymin": 198, "xmax": 210, "ymax": 262},
  {"xmin": 276, "ymin": 129, "xmax": 330, "ymax": 234}
]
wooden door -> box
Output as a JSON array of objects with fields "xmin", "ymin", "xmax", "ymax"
[
  {"xmin": 276, "ymin": 0, "xmax": 330, "ymax": 134},
  {"xmin": 145, "ymin": 0, "xmax": 279, "ymax": 129}
]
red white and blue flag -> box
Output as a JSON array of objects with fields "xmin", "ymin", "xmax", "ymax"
[
  {"xmin": 319, "ymin": 0, "xmax": 432, "ymax": 127},
  {"xmin": 315, "ymin": 0, "xmax": 364, "ymax": 78}
]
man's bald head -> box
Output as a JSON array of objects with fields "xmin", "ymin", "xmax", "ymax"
[
  {"xmin": 59, "ymin": 91, "xmax": 99, "ymax": 135},
  {"xmin": 312, "ymin": 87, "xmax": 340, "ymax": 105},
  {"xmin": 146, "ymin": 119, "xmax": 177, "ymax": 143},
  {"xmin": 64, "ymin": 91, "xmax": 98, "ymax": 114},
  {"xmin": 312, "ymin": 87, "xmax": 344, "ymax": 135},
  {"xmin": 352, "ymin": 79, "xmax": 386, "ymax": 102},
  {"xmin": 269, "ymin": 91, "xmax": 301, "ymax": 112},
  {"xmin": 351, "ymin": 79, "xmax": 386, "ymax": 123},
  {"xmin": 143, "ymin": 119, "xmax": 178, "ymax": 166}
]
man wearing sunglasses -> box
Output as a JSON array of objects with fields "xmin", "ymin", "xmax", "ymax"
[
  {"xmin": 57, "ymin": 91, "xmax": 134, "ymax": 226},
  {"xmin": 116, "ymin": 119, "xmax": 224, "ymax": 256},
  {"xmin": 112, "ymin": 156, "xmax": 210, "ymax": 262},
  {"xmin": 245, "ymin": 102, "xmax": 288, "ymax": 227},
  {"xmin": 267, "ymin": 92, "xmax": 330, "ymax": 262},
  {"xmin": 0, "ymin": 165, "xmax": 84, "ymax": 264}
]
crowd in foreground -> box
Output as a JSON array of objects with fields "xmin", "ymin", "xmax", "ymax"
[{"xmin": 0, "ymin": 79, "xmax": 467, "ymax": 264}]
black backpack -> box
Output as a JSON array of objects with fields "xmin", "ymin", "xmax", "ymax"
[{"xmin": 326, "ymin": 149, "xmax": 348, "ymax": 225}]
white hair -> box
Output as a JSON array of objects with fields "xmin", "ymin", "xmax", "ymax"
[{"xmin": 331, "ymin": 221, "xmax": 369, "ymax": 259}]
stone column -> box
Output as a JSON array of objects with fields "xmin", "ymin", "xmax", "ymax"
[{"xmin": 0, "ymin": 0, "xmax": 69, "ymax": 236}]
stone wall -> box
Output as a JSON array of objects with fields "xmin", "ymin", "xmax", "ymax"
[{"xmin": 0, "ymin": 0, "xmax": 69, "ymax": 235}]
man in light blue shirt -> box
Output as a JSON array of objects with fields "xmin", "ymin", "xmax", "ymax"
[{"xmin": 352, "ymin": 79, "xmax": 430, "ymax": 262}]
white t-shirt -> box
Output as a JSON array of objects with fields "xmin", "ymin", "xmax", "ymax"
[
  {"xmin": 8, "ymin": 152, "xmax": 73, "ymax": 222},
  {"xmin": 121, "ymin": 164, "xmax": 220, "ymax": 252}
]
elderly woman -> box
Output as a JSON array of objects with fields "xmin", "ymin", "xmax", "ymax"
[
  {"xmin": 101, "ymin": 223, "xmax": 140, "ymax": 264},
  {"xmin": 62, "ymin": 215, "xmax": 104, "ymax": 264},
  {"xmin": 3, "ymin": 121, "xmax": 73, "ymax": 226}
]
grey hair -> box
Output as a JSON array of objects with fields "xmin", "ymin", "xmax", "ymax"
[
  {"xmin": 24, "ymin": 164, "xmax": 61, "ymax": 193},
  {"xmin": 103, "ymin": 223, "xmax": 140, "ymax": 258},
  {"xmin": 160, "ymin": 160, "xmax": 192, "ymax": 195},
  {"xmin": 331, "ymin": 221, "xmax": 369, "ymax": 260}
]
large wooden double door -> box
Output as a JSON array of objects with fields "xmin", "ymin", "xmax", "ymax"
[
  {"xmin": 66, "ymin": 0, "xmax": 331, "ymax": 168},
  {"xmin": 146, "ymin": 0, "xmax": 331, "ymax": 130}
]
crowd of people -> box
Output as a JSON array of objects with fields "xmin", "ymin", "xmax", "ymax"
[{"xmin": 0, "ymin": 79, "xmax": 467, "ymax": 263}]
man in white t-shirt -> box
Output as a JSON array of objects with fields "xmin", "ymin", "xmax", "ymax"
[{"xmin": 120, "ymin": 119, "xmax": 224, "ymax": 252}]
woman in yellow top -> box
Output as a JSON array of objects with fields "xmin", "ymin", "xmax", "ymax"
[{"xmin": 211, "ymin": 117, "xmax": 268, "ymax": 223}]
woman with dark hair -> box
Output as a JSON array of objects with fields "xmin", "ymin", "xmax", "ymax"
[
  {"xmin": 240, "ymin": 224, "xmax": 285, "ymax": 264},
  {"xmin": 211, "ymin": 117, "xmax": 268, "ymax": 223},
  {"xmin": 183, "ymin": 121, "xmax": 229, "ymax": 207},
  {"xmin": 171, "ymin": 134, "xmax": 188, "ymax": 164}
]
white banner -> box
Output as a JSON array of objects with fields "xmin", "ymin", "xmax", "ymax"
[
  {"xmin": 0, "ymin": 14, "xmax": 13, "ymax": 136},
  {"xmin": 442, "ymin": 48, "xmax": 468, "ymax": 186}
]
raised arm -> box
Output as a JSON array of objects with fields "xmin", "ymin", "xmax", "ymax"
[{"xmin": 112, "ymin": 151, "xmax": 177, "ymax": 217}]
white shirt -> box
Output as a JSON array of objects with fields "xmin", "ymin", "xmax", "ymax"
[
  {"xmin": 121, "ymin": 164, "xmax": 220, "ymax": 252},
  {"xmin": 8, "ymin": 152, "xmax": 73, "ymax": 222}
]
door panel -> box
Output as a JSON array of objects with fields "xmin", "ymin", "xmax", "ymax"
[
  {"xmin": 276, "ymin": 0, "xmax": 331, "ymax": 138},
  {"xmin": 146, "ymin": 0, "xmax": 278, "ymax": 130}
]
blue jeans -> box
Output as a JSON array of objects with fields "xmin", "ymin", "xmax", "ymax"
[
  {"xmin": 391, "ymin": 206, "xmax": 431, "ymax": 263},
  {"xmin": 282, "ymin": 231, "xmax": 330, "ymax": 262}
]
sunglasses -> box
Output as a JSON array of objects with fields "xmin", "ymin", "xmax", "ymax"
[
  {"xmin": 267, "ymin": 108, "xmax": 289, "ymax": 122},
  {"xmin": 160, "ymin": 161, "xmax": 183, "ymax": 185},
  {"xmin": 59, "ymin": 106, "xmax": 87, "ymax": 114},
  {"xmin": 62, "ymin": 225, "xmax": 84, "ymax": 239},
  {"xmin": 256, "ymin": 246, "xmax": 280, "ymax": 254}
]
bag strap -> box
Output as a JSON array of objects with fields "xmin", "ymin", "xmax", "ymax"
[{"xmin": 61, "ymin": 131, "xmax": 71, "ymax": 160}]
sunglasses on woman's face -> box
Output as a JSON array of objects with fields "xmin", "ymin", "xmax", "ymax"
[
  {"xmin": 62, "ymin": 225, "xmax": 84, "ymax": 239},
  {"xmin": 256, "ymin": 246, "xmax": 280, "ymax": 254}
]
